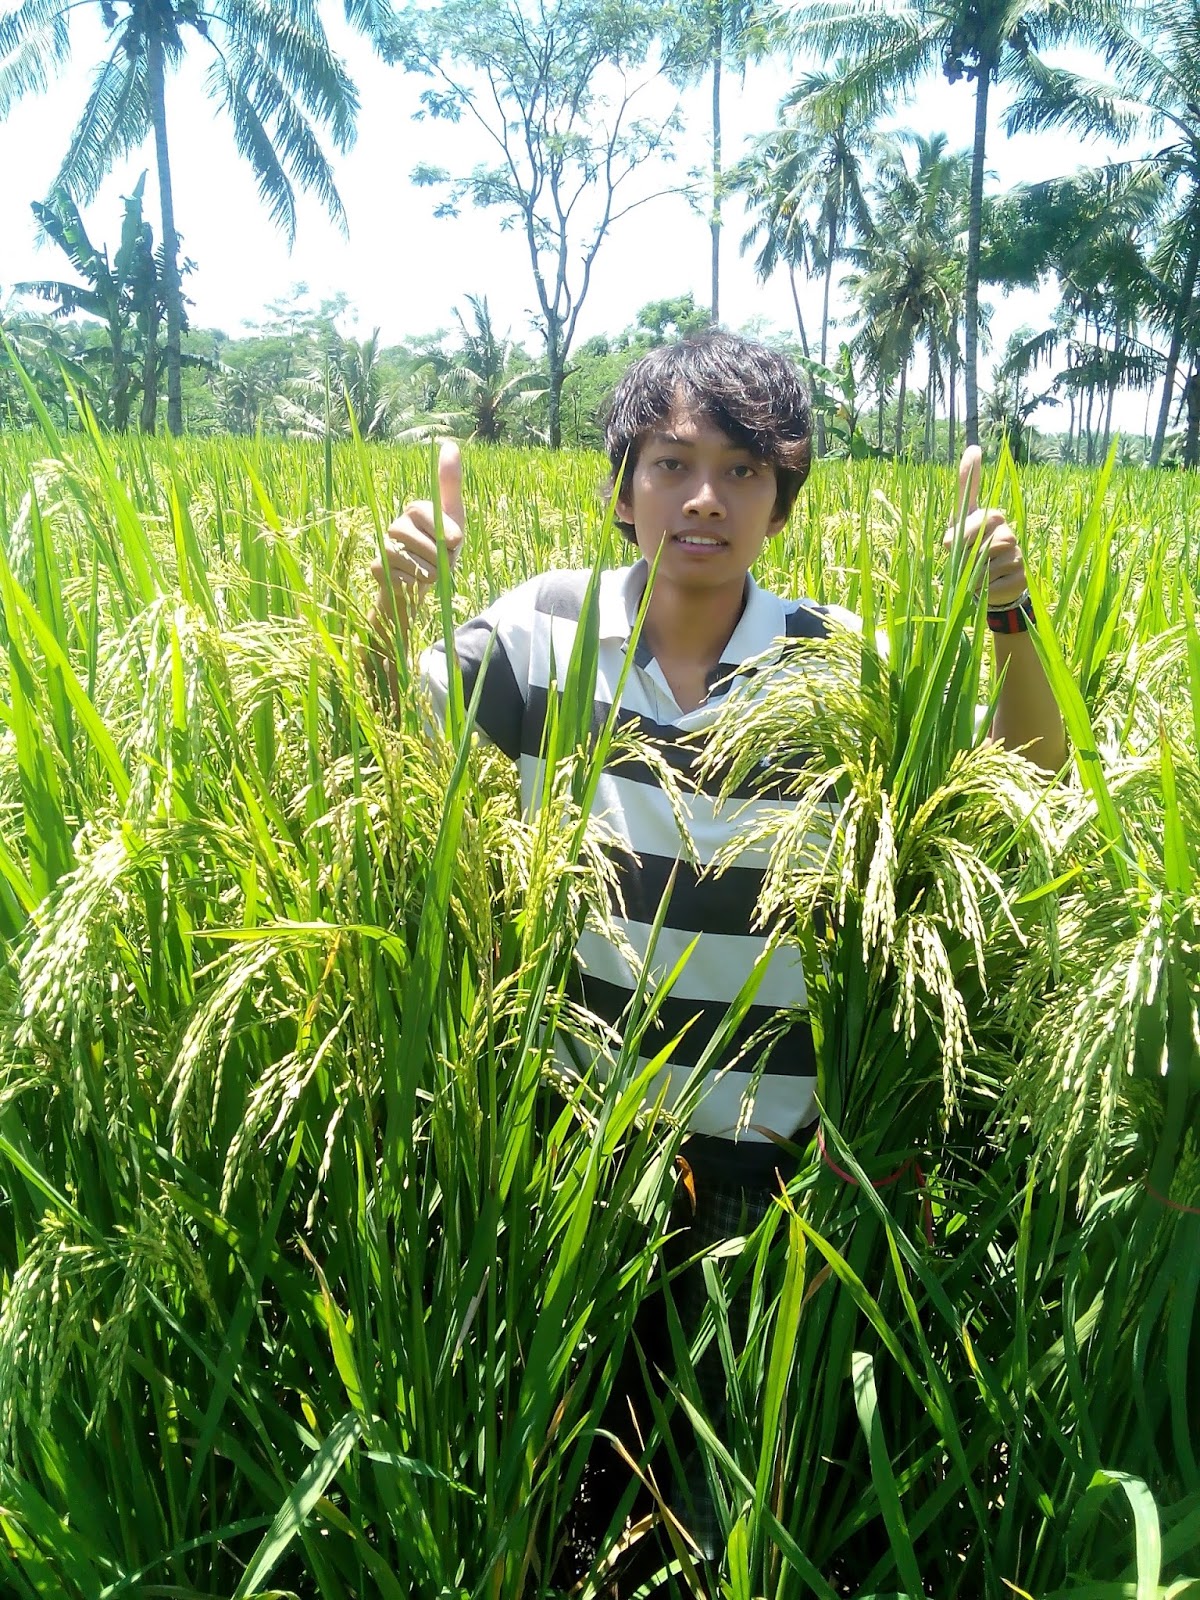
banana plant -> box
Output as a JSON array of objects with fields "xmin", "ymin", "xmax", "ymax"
[{"xmin": 18, "ymin": 178, "xmax": 167, "ymax": 432}]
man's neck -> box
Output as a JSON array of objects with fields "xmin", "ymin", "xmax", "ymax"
[{"xmin": 641, "ymin": 575, "xmax": 748, "ymax": 677}]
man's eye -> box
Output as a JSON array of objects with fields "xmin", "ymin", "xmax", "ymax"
[
  {"xmin": 657, "ymin": 457, "xmax": 683, "ymax": 471},
  {"xmin": 730, "ymin": 462, "xmax": 757, "ymax": 478}
]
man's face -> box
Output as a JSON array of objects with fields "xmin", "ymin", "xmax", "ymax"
[{"xmin": 617, "ymin": 405, "xmax": 787, "ymax": 594}]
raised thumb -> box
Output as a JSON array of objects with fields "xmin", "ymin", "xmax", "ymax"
[{"xmin": 437, "ymin": 440, "xmax": 465, "ymax": 540}]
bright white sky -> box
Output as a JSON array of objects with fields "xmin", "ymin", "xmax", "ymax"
[{"xmin": 0, "ymin": 8, "xmax": 1150, "ymax": 430}]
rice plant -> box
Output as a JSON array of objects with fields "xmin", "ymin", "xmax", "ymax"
[{"xmin": 0, "ymin": 371, "xmax": 1199, "ymax": 1596}]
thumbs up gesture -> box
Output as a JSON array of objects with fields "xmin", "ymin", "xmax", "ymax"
[
  {"xmin": 944, "ymin": 445, "xmax": 1027, "ymax": 610},
  {"xmin": 371, "ymin": 441, "xmax": 466, "ymax": 622}
]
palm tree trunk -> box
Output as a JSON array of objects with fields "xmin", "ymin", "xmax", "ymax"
[
  {"xmin": 1143, "ymin": 381, "xmax": 1154, "ymax": 459},
  {"xmin": 1091, "ymin": 395, "xmax": 1100, "ymax": 463},
  {"xmin": 1085, "ymin": 326, "xmax": 1097, "ymax": 466},
  {"xmin": 1150, "ymin": 227, "xmax": 1200, "ymax": 467},
  {"xmin": 817, "ymin": 210, "xmax": 838, "ymax": 458},
  {"xmin": 894, "ymin": 362, "xmax": 908, "ymax": 456},
  {"xmin": 964, "ymin": 64, "xmax": 992, "ymax": 450},
  {"xmin": 787, "ymin": 265, "xmax": 811, "ymax": 359},
  {"xmin": 147, "ymin": 27, "xmax": 183, "ymax": 436},
  {"xmin": 1183, "ymin": 367, "xmax": 1200, "ymax": 470},
  {"xmin": 710, "ymin": 23, "xmax": 722, "ymax": 325},
  {"xmin": 925, "ymin": 339, "xmax": 942, "ymax": 463},
  {"xmin": 139, "ymin": 301, "xmax": 160, "ymax": 434},
  {"xmin": 1101, "ymin": 337, "xmax": 1119, "ymax": 462},
  {"xmin": 948, "ymin": 342, "xmax": 957, "ymax": 466}
]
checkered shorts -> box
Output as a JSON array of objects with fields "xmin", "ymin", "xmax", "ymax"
[
  {"xmin": 569, "ymin": 1133, "xmax": 807, "ymax": 1591},
  {"xmin": 664, "ymin": 1136, "xmax": 802, "ymax": 1563}
]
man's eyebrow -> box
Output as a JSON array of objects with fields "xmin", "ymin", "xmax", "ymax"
[{"xmin": 647, "ymin": 430, "xmax": 756, "ymax": 453}]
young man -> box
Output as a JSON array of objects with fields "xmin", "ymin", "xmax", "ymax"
[
  {"xmin": 372, "ymin": 329, "xmax": 1063, "ymax": 1133},
  {"xmin": 369, "ymin": 330, "xmax": 1066, "ymax": 1571}
]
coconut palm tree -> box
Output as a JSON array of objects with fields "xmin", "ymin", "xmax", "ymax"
[
  {"xmin": 437, "ymin": 295, "xmax": 548, "ymax": 443},
  {"xmin": 982, "ymin": 164, "xmax": 1166, "ymax": 460},
  {"xmin": 847, "ymin": 231, "xmax": 961, "ymax": 455},
  {"xmin": 0, "ymin": 305, "xmax": 91, "ymax": 425},
  {"xmin": 734, "ymin": 61, "xmax": 885, "ymax": 452},
  {"xmin": 871, "ymin": 131, "xmax": 969, "ymax": 456},
  {"xmin": 1003, "ymin": 7, "xmax": 1200, "ymax": 465},
  {"xmin": 844, "ymin": 132, "xmax": 967, "ymax": 458},
  {"xmin": 278, "ymin": 327, "xmax": 402, "ymax": 441},
  {"xmin": 981, "ymin": 329, "xmax": 1059, "ymax": 462},
  {"xmin": 789, "ymin": 0, "xmax": 1134, "ymax": 448},
  {"xmin": 1143, "ymin": 216, "xmax": 1200, "ymax": 466},
  {"xmin": 733, "ymin": 129, "xmax": 821, "ymax": 356},
  {"xmin": 0, "ymin": 0, "xmax": 392, "ymax": 436}
]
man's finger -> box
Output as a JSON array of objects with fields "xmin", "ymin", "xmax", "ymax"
[
  {"xmin": 438, "ymin": 440, "xmax": 465, "ymax": 534},
  {"xmin": 957, "ymin": 445, "xmax": 982, "ymax": 524},
  {"xmin": 386, "ymin": 527, "xmax": 438, "ymax": 571}
]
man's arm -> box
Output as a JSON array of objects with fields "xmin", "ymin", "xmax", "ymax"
[
  {"xmin": 990, "ymin": 631, "xmax": 1067, "ymax": 771},
  {"xmin": 366, "ymin": 441, "xmax": 465, "ymax": 707},
  {"xmin": 948, "ymin": 446, "xmax": 1067, "ymax": 774}
]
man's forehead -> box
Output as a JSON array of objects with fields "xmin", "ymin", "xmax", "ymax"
[{"xmin": 646, "ymin": 408, "xmax": 757, "ymax": 452}]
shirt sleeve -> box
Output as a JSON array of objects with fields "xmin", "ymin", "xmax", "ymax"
[
  {"xmin": 418, "ymin": 578, "xmax": 540, "ymax": 761},
  {"xmin": 821, "ymin": 602, "xmax": 864, "ymax": 634}
]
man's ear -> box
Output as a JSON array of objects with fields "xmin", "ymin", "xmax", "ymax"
[
  {"xmin": 765, "ymin": 511, "xmax": 789, "ymax": 540},
  {"xmin": 614, "ymin": 479, "xmax": 637, "ymax": 527},
  {"xmin": 613, "ymin": 446, "xmax": 636, "ymax": 527}
]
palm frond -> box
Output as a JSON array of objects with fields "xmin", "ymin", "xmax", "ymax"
[
  {"xmin": 0, "ymin": 1, "xmax": 71, "ymax": 115},
  {"xmin": 1003, "ymin": 57, "xmax": 1149, "ymax": 142},
  {"xmin": 54, "ymin": 44, "xmax": 150, "ymax": 204},
  {"xmin": 218, "ymin": 0, "xmax": 359, "ymax": 149}
]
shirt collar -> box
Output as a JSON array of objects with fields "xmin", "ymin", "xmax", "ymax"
[
  {"xmin": 602, "ymin": 561, "xmax": 786, "ymax": 674},
  {"xmin": 599, "ymin": 562, "xmax": 643, "ymax": 641},
  {"xmin": 717, "ymin": 572, "xmax": 787, "ymax": 666}
]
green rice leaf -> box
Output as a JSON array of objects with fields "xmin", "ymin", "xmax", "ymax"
[
  {"xmin": 851, "ymin": 1351, "xmax": 923, "ymax": 1599},
  {"xmin": 232, "ymin": 1411, "xmax": 364, "ymax": 1599}
]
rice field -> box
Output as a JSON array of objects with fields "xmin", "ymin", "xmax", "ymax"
[{"xmin": 0, "ymin": 384, "xmax": 1198, "ymax": 1597}]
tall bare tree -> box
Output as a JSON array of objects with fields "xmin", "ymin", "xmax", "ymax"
[
  {"xmin": 669, "ymin": 0, "xmax": 780, "ymax": 323},
  {"xmin": 395, "ymin": 0, "xmax": 683, "ymax": 448}
]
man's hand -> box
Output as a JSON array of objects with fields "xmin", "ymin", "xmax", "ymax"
[
  {"xmin": 945, "ymin": 446, "xmax": 1066, "ymax": 770},
  {"xmin": 944, "ymin": 444, "xmax": 1027, "ymax": 609},
  {"xmin": 371, "ymin": 440, "xmax": 466, "ymax": 630}
]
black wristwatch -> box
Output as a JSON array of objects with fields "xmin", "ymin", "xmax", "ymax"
[{"xmin": 986, "ymin": 589, "xmax": 1034, "ymax": 634}]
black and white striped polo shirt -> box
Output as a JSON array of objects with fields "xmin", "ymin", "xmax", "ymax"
[{"xmin": 423, "ymin": 561, "xmax": 856, "ymax": 1143}]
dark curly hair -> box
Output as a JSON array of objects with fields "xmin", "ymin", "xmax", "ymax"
[{"xmin": 604, "ymin": 329, "xmax": 813, "ymax": 542}]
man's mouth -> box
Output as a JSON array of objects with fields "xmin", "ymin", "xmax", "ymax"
[{"xmin": 672, "ymin": 533, "xmax": 726, "ymax": 549}]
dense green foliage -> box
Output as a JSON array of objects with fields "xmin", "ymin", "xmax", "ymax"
[
  {"xmin": 0, "ymin": 0, "xmax": 390, "ymax": 433},
  {"xmin": 0, "ymin": 399, "xmax": 1198, "ymax": 1595},
  {"xmin": 5, "ymin": 5, "xmax": 1200, "ymax": 464}
]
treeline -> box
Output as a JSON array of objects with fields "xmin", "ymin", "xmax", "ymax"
[
  {"xmin": 1, "ymin": 0, "xmax": 1198, "ymax": 466},
  {"xmin": 0, "ymin": 287, "xmax": 724, "ymax": 453}
]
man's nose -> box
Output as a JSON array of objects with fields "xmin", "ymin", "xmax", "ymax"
[{"xmin": 684, "ymin": 475, "xmax": 725, "ymax": 516}]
